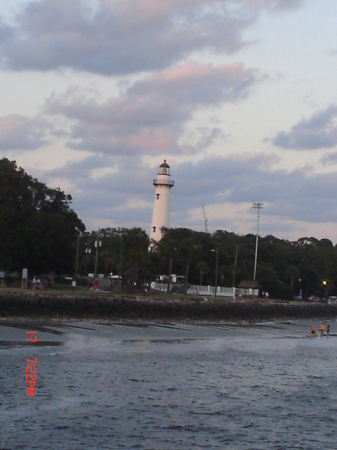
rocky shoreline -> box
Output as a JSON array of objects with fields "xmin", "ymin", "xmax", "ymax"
[{"xmin": 1, "ymin": 291, "xmax": 337, "ymax": 322}]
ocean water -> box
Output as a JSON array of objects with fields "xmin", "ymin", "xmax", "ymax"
[{"xmin": 1, "ymin": 319, "xmax": 337, "ymax": 449}]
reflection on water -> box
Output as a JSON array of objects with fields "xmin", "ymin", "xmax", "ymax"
[{"xmin": 1, "ymin": 319, "xmax": 337, "ymax": 449}]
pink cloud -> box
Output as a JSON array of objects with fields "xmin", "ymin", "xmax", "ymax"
[
  {"xmin": 44, "ymin": 62, "xmax": 260, "ymax": 155},
  {"xmin": 155, "ymin": 61, "xmax": 246, "ymax": 83},
  {"xmin": 0, "ymin": 114, "xmax": 51, "ymax": 150},
  {"xmin": 0, "ymin": 0, "xmax": 273, "ymax": 74},
  {"xmin": 0, "ymin": 115, "xmax": 22, "ymax": 134}
]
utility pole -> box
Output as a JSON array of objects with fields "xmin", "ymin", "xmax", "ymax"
[
  {"xmin": 75, "ymin": 233, "xmax": 80, "ymax": 281},
  {"xmin": 202, "ymin": 205, "xmax": 208, "ymax": 233},
  {"xmin": 118, "ymin": 228, "xmax": 124, "ymax": 291},
  {"xmin": 232, "ymin": 245, "xmax": 238, "ymax": 287},
  {"xmin": 253, "ymin": 203, "xmax": 264, "ymax": 281},
  {"xmin": 211, "ymin": 249, "xmax": 219, "ymax": 297}
]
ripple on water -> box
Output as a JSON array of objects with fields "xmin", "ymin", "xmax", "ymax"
[{"xmin": 2, "ymin": 320, "xmax": 337, "ymax": 449}]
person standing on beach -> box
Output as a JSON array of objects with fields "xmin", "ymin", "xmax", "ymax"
[
  {"xmin": 319, "ymin": 322, "xmax": 325, "ymax": 336},
  {"xmin": 311, "ymin": 323, "xmax": 316, "ymax": 336},
  {"xmin": 327, "ymin": 324, "xmax": 330, "ymax": 336}
]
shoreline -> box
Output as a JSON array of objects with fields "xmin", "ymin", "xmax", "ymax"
[{"xmin": 1, "ymin": 291, "xmax": 337, "ymax": 322}]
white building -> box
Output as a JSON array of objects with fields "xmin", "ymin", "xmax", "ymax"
[{"xmin": 149, "ymin": 160, "xmax": 174, "ymax": 249}]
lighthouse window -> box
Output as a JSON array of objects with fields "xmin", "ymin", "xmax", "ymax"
[
  {"xmin": 156, "ymin": 194, "xmax": 160, "ymax": 199},
  {"xmin": 160, "ymin": 167, "xmax": 169, "ymax": 175},
  {"xmin": 152, "ymin": 226, "xmax": 156, "ymax": 232}
]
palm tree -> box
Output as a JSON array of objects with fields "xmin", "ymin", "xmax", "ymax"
[
  {"xmin": 196, "ymin": 261, "xmax": 209, "ymax": 286},
  {"xmin": 123, "ymin": 228, "xmax": 150, "ymax": 292},
  {"xmin": 182, "ymin": 237, "xmax": 202, "ymax": 294}
]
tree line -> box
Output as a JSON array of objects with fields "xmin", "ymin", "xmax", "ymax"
[
  {"xmin": 0, "ymin": 158, "xmax": 85, "ymax": 275},
  {"xmin": 1, "ymin": 158, "xmax": 336, "ymax": 299},
  {"xmin": 80, "ymin": 227, "xmax": 337, "ymax": 300}
]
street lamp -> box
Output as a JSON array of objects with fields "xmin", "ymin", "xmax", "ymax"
[
  {"xmin": 323, "ymin": 280, "xmax": 327, "ymax": 301},
  {"xmin": 84, "ymin": 246, "xmax": 91, "ymax": 277},
  {"xmin": 94, "ymin": 230, "xmax": 102, "ymax": 278},
  {"xmin": 253, "ymin": 202, "xmax": 264, "ymax": 281},
  {"xmin": 118, "ymin": 228, "xmax": 124, "ymax": 291},
  {"xmin": 211, "ymin": 249, "xmax": 219, "ymax": 297}
]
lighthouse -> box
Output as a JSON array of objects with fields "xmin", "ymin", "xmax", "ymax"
[{"xmin": 149, "ymin": 160, "xmax": 174, "ymax": 249}]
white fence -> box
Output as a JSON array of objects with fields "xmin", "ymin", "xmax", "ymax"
[
  {"xmin": 151, "ymin": 282, "xmax": 236, "ymax": 298},
  {"xmin": 150, "ymin": 282, "xmax": 261, "ymax": 299},
  {"xmin": 188, "ymin": 285, "xmax": 236, "ymax": 298}
]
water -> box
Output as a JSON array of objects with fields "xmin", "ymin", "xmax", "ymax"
[{"xmin": 1, "ymin": 319, "xmax": 337, "ymax": 449}]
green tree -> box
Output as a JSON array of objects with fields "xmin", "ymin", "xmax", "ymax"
[{"xmin": 0, "ymin": 158, "xmax": 85, "ymax": 275}]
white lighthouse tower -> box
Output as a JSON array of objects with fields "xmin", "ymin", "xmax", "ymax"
[{"xmin": 149, "ymin": 160, "xmax": 174, "ymax": 249}]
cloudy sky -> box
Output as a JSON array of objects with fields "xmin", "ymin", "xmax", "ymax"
[{"xmin": 1, "ymin": 0, "xmax": 337, "ymax": 242}]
